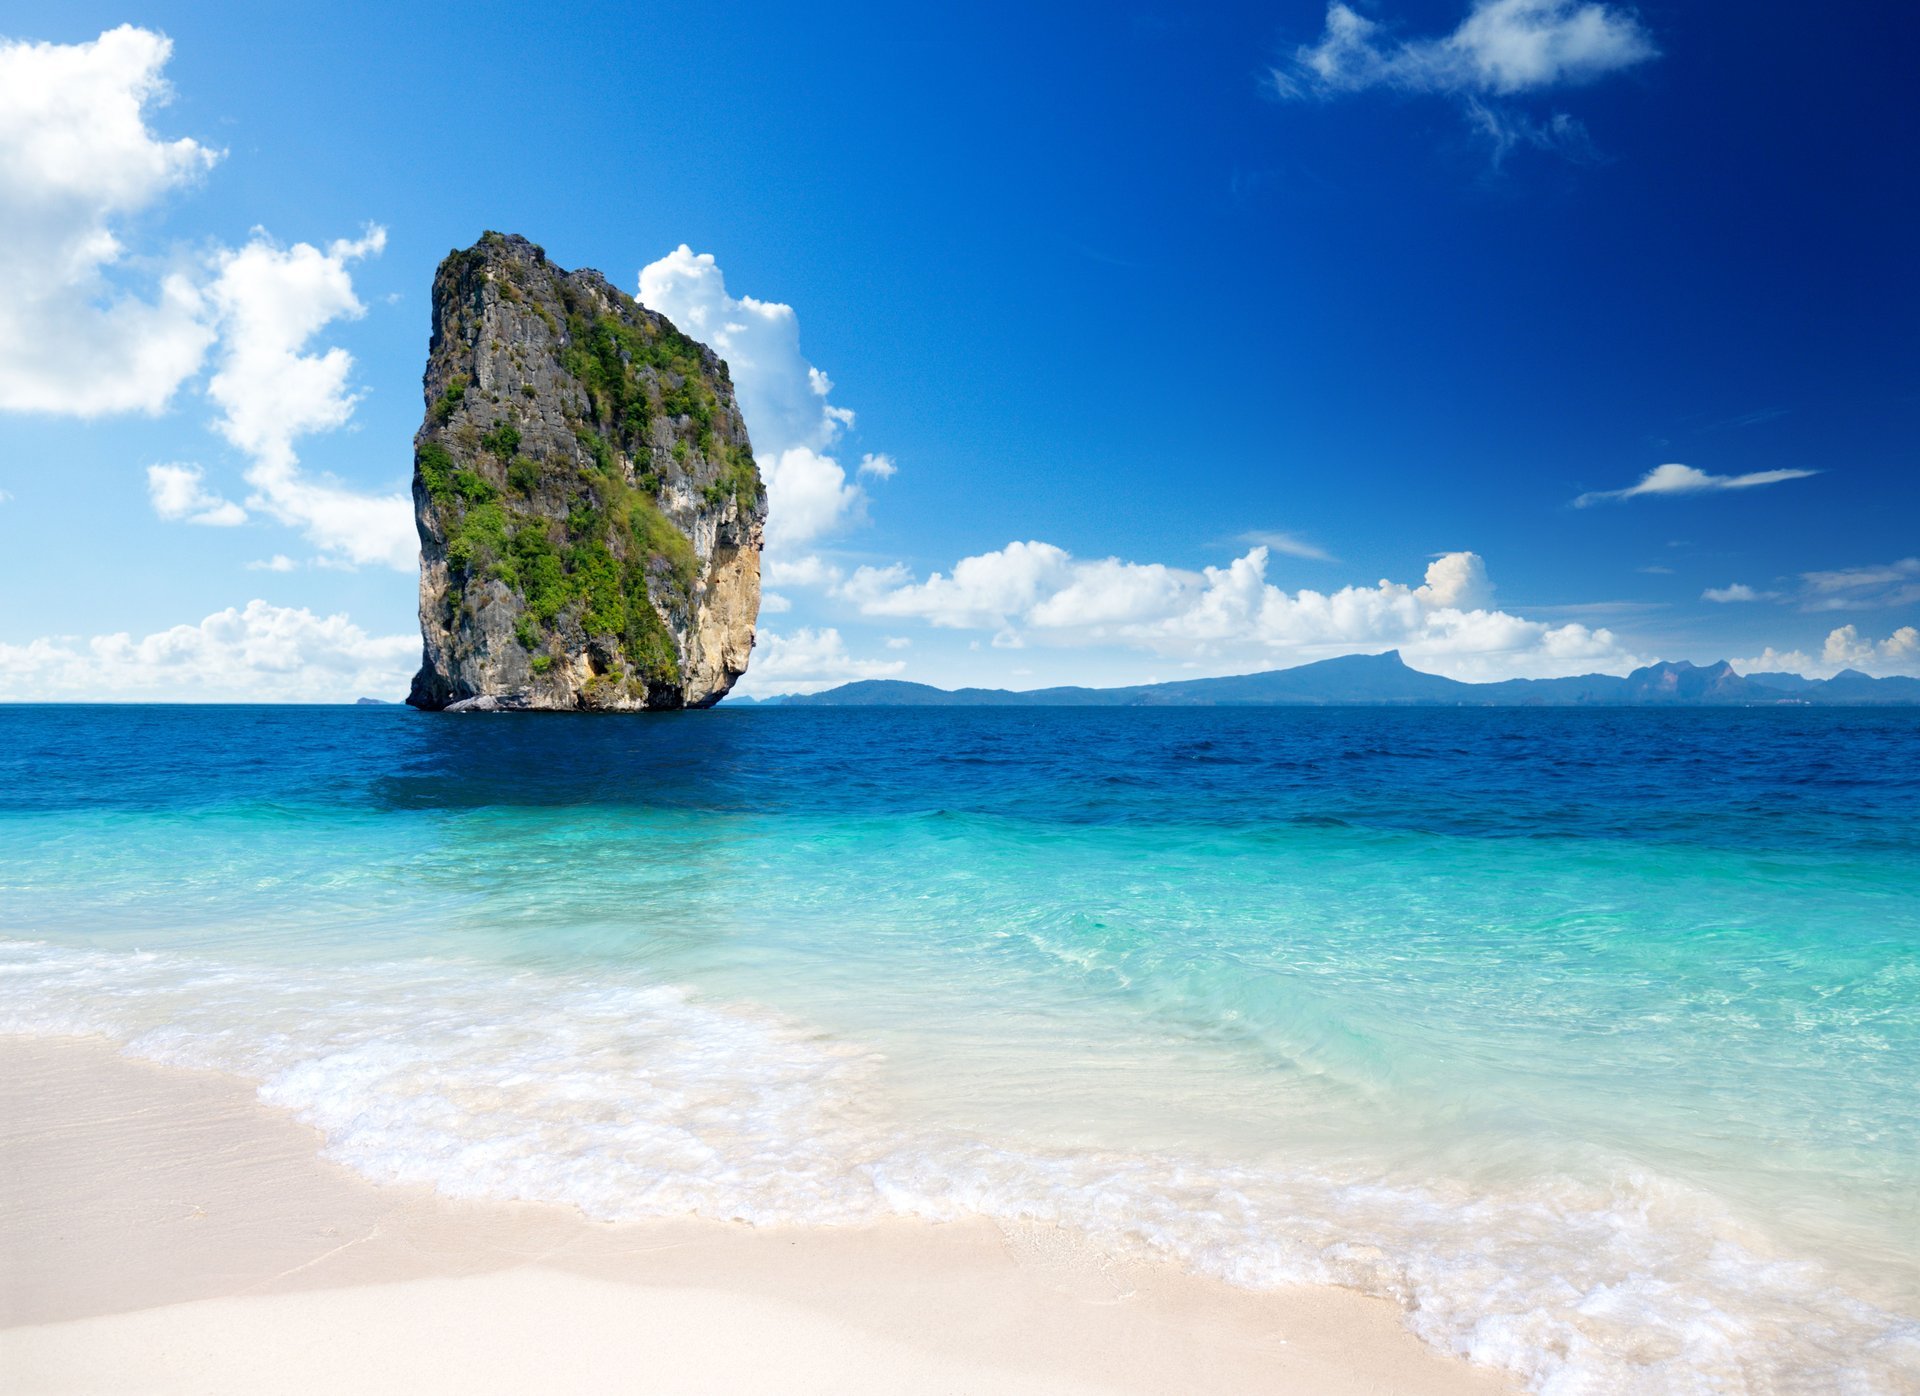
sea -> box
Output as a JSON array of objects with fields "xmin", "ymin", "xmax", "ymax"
[{"xmin": 1, "ymin": 704, "xmax": 1915, "ymax": 1394}]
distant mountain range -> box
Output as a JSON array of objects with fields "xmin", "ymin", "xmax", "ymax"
[{"xmin": 739, "ymin": 651, "xmax": 1920, "ymax": 707}]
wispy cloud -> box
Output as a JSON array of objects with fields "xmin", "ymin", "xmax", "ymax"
[
  {"xmin": 1702, "ymin": 406, "xmax": 1790, "ymax": 432},
  {"xmin": 1277, "ymin": 0, "xmax": 1656, "ymax": 97},
  {"xmin": 1237, "ymin": 529, "xmax": 1337, "ymax": 562},
  {"xmin": 1520, "ymin": 599, "xmax": 1667, "ymax": 618},
  {"xmin": 1574, "ymin": 462, "xmax": 1818, "ymax": 507},
  {"xmin": 1698, "ymin": 558, "xmax": 1920, "ymax": 613},
  {"xmin": 1798, "ymin": 558, "xmax": 1920, "ymax": 612},
  {"xmin": 1463, "ymin": 98, "xmax": 1599, "ymax": 167},
  {"xmin": 1272, "ymin": 0, "xmax": 1657, "ymax": 163}
]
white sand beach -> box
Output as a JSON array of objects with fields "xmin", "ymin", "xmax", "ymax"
[{"xmin": 0, "ymin": 1035, "xmax": 1512, "ymax": 1395}]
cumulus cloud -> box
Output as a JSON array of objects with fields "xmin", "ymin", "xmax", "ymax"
[
  {"xmin": 145, "ymin": 462, "xmax": 245, "ymax": 526},
  {"xmin": 0, "ymin": 600, "xmax": 416, "ymax": 702},
  {"xmin": 840, "ymin": 544, "xmax": 1635, "ymax": 680},
  {"xmin": 638, "ymin": 247, "xmax": 879, "ymax": 558},
  {"xmin": 0, "ymin": 25, "xmax": 220, "ymax": 415},
  {"xmin": 0, "ymin": 28, "xmax": 410, "ymax": 568},
  {"xmin": 764, "ymin": 554, "xmax": 846, "ymax": 590},
  {"xmin": 1730, "ymin": 646, "xmax": 1818, "ymax": 677},
  {"xmin": 1574, "ymin": 462, "xmax": 1818, "ymax": 507},
  {"xmin": 201, "ymin": 227, "xmax": 414, "ymax": 570},
  {"xmin": 844, "ymin": 541, "xmax": 1073, "ymax": 629},
  {"xmin": 1733, "ymin": 626, "xmax": 1920, "ymax": 679},
  {"xmin": 732, "ymin": 627, "xmax": 906, "ymax": 696},
  {"xmin": 759, "ymin": 592, "xmax": 793, "ymax": 613},
  {"xmin": 756, "ymin": 447, "xmax": 865, "ymax": 551},
  {"xmin": 1822, "ymin": 624, "xmax": 1920, "ymax": 675},
  {"xmin": 1279, "ymin": 0, "xmax": 1656, "ymax": 97}
]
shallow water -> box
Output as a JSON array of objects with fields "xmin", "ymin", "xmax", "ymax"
[{"xmin": 2, "ymin": 705, "xmax": 1916, "ymax": 1393}]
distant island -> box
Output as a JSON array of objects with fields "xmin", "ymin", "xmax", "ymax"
[{"xmin": 741, "ymin": 651, "xmax": 1920, "ymax": 707}]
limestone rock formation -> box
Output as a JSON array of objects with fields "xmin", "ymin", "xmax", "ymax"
[{"xmin": 406, "ymin": 233, "xmax": 764, "ymax": 711}]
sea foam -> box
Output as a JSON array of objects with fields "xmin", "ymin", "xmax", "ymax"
[{"xmin": 4, "ymin": 938, "xmax": 1914, "ymax": 1395}]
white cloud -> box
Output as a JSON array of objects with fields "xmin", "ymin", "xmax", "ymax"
[
  {"xmin": 757, "ymin": 446, "xmax": 865, "ymax": 552},
  {"xmin": 247, "ymin": 554, "xmax": 297, "ymax": 573},
  {"xmin": 145, "ymin": 462, "xmax": 245, "ymax": 526},
  {"xmin": 1280, "ymin": 0, "xmax": 1657, "ymax": 97},
  {"xmin": 1239, "ymin": 529, "xmax": 1336, "ymax": 562},
  {"xmin": 857, "ymin": 452, "xmax": 897, "ymax": 480},
  {"xmin": 206, "ymin": 230, "xmax": 378, "ymax": 465},
  {"xmin": 0, "ymin": 29, "xmax": 409, "ymax": 568},
  {"xmin": 764, "ymin": 555, "xmax": 846, "ymax": 589},
  {"xmin": 1733, "ymin": 626, "xmax": 1920, "ymax": 680},
  {"xmin": 1574, "ymin": 462, "xmax": 1818, "ymax": 507},
  {"xmin": 1823, "ymin": 624, "xmax": 1920, "ymax": 676},
  {"xmin": 759, "ymin": 591, "xmax": 792, "ymax": 614},
  {"xmin": 204, "ymin": 227, "xmax": 415, "ymax": 570},
  {"xmin": 843, "ymin": 541, "xmax": 1073, "ymax": 629},
  {"xmin": 0, "ymin": 600, "xmax": 416, "ymax": 702},
  {"xmin": 1702, "ymin": 583, "xmax": 1779, "ymax": 604},
  {"xmin": 0, "ymin": 25, "xmax": 220, "ymax": 415},
  {"xmin": 638, "ymin": 246, "xmax": 881, "ymax": 554},
  {"xmin": 841, "ymin": 544, "xmax": 1635, "ymax": 681},
  {"xmin": 1418, "ymin": 549, "xmax": 1495, "ymax": 608},
  {"xmin": 883, "ymin": 636, "xmax": 912, "ymax": 650},
  {"xmin": 1730, "ymin": 647, "xmax": 1818, "ymax": 677},
  {"xmin": 1275, "ymin": 1, "xmax": 1655, "ymax": 165},
  {"xmin": 733, "ymin": 627, "xmax": 906, "ymax": 696}
]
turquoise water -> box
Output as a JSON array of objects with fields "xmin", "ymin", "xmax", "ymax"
[{"xmin": 1, "ymin": 706, "xmax": 1916, "ymax": 1392}]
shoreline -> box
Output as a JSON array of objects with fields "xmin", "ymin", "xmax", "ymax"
[{"xmin": 0, "ymin": 1034, "xmax": 1513, "ymax": 1395}]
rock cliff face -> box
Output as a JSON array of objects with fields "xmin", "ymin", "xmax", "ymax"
[{"xmin": 407, "ymin": 233, "xmax": 763, "ymax": 711}]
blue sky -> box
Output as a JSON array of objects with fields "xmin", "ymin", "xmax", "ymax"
[{"xmin": 1, "ymin": 0, "xmax": 1914, "ymax": 698}]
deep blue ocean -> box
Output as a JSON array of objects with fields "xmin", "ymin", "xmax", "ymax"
[{"xmin": 2, "ymin": 705, "xmax": 1916, "ymax": 1393}]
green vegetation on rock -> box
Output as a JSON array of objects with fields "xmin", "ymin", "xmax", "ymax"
[
  {"xmin": 480, "ymin": 421, "xmax": 521, "ymax": 457},
  {"xmin": 506, "ymin": 455, "xmax": 540, "ymax": 494},
  {"xmin": 417, "ymin": 441, "xmax": 457, "ymax": 504},
  {"xmin": 431, "ymin": 375, "xmax": 467, "ymax": 424}
]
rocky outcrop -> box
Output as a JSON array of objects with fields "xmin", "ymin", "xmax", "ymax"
[{"xmin": 406, "ymin": 233, "xmax": 764, "ymax": 711}]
